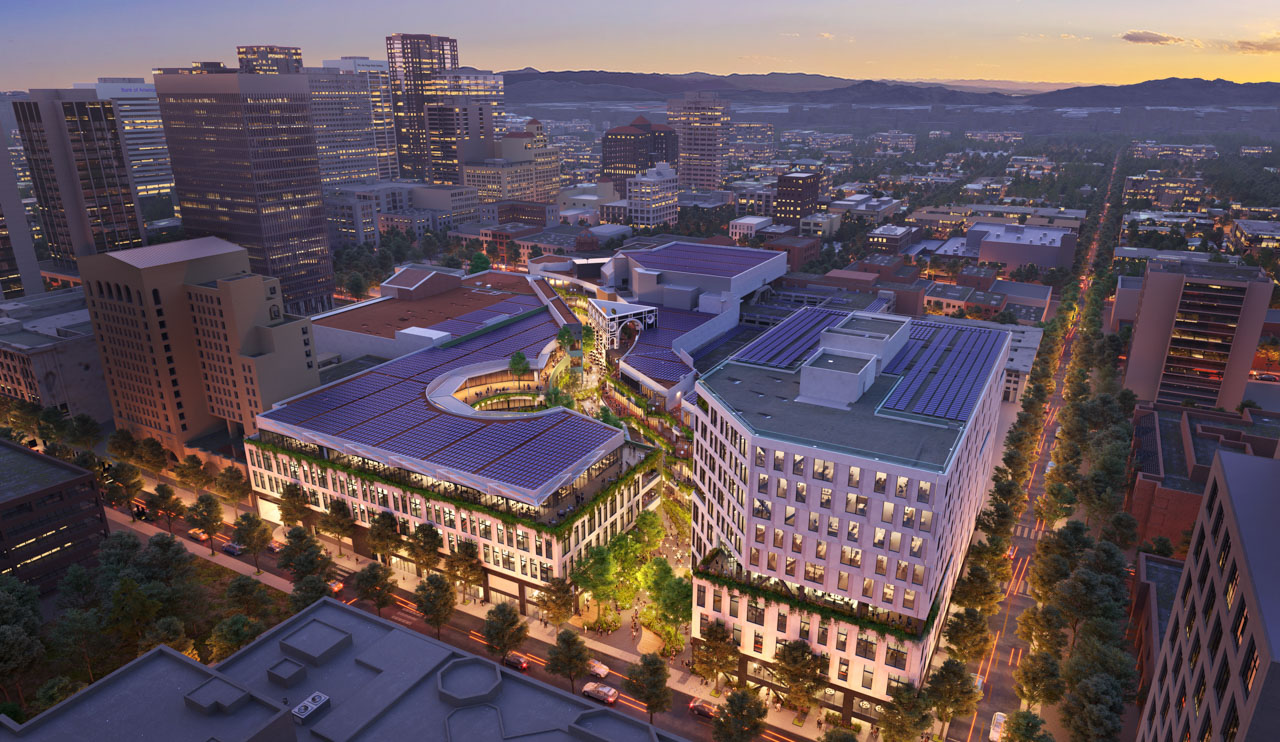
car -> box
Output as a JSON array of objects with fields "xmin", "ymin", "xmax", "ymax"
[
  {"xmin": 266, "ymin": 540, "xmax": 285, "ymax": 554},
  {"xmin": 989, "ymin": 712, "xmax": 1007, "ymax": 741},
  {"xmin": 221, "ymin": 542, "xmax": 245, "ymax": 556},
  {"xmin": 1004, "ymin": 545, "xmax": 1017, "ymax": 560},
  {"xmin": 688, "ymin": 699, "xmax": 717, "ymax": 718},
  {"xmin": 327, "ymin": 580, "xmax": 344, "ymax": 594},
  {"xmin": 188, "ymin": 528, "xmax": 209, "ymax": 542},
  {"xmin": 582, "ymin": 682, "xmax": 618, "ymax": 705},
  {"xmin": 586, "ymin": 658, "xmax": 610, "ymax": 678},
  {"xmin": 1259, "ymin": 374, "xmax": 1279, "ymax": 382},
  {"xmin": 503, "ymin": 653, "xmax": 529, "ymax": 672},
  {"xmin": 971, "ymin": 674, "xmax": 984, "ymax": 694},
  {"xmin": 1045, "ymin": 460, "xmax": 1055, "ymax": 474}
]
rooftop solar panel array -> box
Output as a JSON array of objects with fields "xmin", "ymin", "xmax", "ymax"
[
  {"xmin": 627, "ymin": 242, "xmax": 778, "ymax": 278},
  {"xmin": 735, "ymin": 307, "xmax": 847, "ymax": 368},
  {"xmin": 260, "ymin": 307, "xmax": 622, "ymax": 494},
  {"xmin": 618, "ymin": 305, "xmax": 717, "ymax": 386},
  {"xmin": 880, "ymin": 321, "xmax": 1005, "ymax": 423}
]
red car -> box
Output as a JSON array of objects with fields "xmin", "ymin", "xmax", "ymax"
[{"xmin": 689, "ymin": 699, "xmax": 717, "ymax": 718}]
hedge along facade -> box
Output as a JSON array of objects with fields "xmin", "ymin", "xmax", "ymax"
[
  {"xmin": 685, "ymin": 310, "xmax": 1019, "ymax": 723},
  {"xmin": 247, "ymin": 436, "xmax": 661, "ymax": 614}
]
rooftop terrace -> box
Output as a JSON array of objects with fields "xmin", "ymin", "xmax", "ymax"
[
  {"xmin": 626, "ymin": 241, "xmax": 779, "ymax": 278},
  {"xmin": 0, "ymin": 442, "xmax": 90, "ymax": 504}
]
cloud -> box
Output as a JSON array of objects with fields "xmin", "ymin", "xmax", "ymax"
[
  {"xmin": 1060, "ymin": 33, "xmax": 1091, "ymax": 41},
  {"xmin": 778, "ymin": 32, "xmax": 800, "ymax": 38},
  {"xmin": 817, "ymin": 32, "xmax": 835, "ymax": 40},
  {"xmin": 1233, "ymin": 34, "xmax": 1280, "ymax": 53},
  {"xmin": 1120, "ymin": 29, "xmax": 1199, "ymax": 46}
]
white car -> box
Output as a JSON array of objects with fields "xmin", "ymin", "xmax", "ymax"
[
  {"xmin": 586, "ymin": 658, "xmax": 610, "ymax": 678},
  {"xmin": 989, "ymin": 712, "xmax": 1007, "ymax": 741}
]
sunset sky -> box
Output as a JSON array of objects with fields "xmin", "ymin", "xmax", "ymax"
[{"xmin": 3, "ymin": 0, "xmax": 1278, "ymax": 89}]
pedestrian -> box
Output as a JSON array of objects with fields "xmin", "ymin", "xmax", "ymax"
[{"xmin": 817, "ymin": 716, "xmax": 824, "ymax": 732}]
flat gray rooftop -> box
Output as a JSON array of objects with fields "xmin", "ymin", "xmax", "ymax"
[
  {"xmin": 1218, "ymin": 451, "xmax": 1280, "ymax": 658},
  {"xmin": 811, "ymin": 352, "xmax": 869, "ymax": 374},
  {"xmin": 837, "ymin": 315, "xmax": 905, "ymax": 336},
  {"xmin": 701, "ymin": 362, "xmax": 963, "ymax": 470},
  {"xmin": 0, "ymin": 443, "xmax": 87, "ymax": 504}
]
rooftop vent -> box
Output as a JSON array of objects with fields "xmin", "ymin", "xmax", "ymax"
[{"xmin": 291, "ymin": 691, "xmax": 331, "ymax": 725}]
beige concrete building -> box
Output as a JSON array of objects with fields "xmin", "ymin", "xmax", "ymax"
[
  {"xmin": 463, "ymin": 120, "xmax": 560, "ymax": 203},
  {"xmin": 667, "ymin": 92, "xmax": 729, "ymax": 191},
  {"xmin": 80, "ymin": 238, "xmax": 318, "ymax": 459},
  {"xmin": 1123, "ymin": 257, "xmax": 1271, "ymax": 411},
  {"xmin": 1136, "ymin": 451, "xmax": 1280, "ymax": 742}
]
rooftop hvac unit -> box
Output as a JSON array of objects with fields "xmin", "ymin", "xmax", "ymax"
[{"xmin": 292, "ymin": 691, "xmax": 331, "ymax": 724}]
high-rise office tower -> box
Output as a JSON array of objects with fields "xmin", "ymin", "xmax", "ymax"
[
  {"xmin": 303, "ymin": 66, "xmax": 389, "ymax": 186},
  {"xmin": 78, "ymin": 77, "xmax": 176, "ymax": 220},
  {"xmin": 155, "ymin": 65, "xmax": 334, "ymax": 314},
  {"xmin": 426, "ymin": 97, "xmax": 497, "ymax": 185},
  {"xmin": 600, "ymin": 116, "xmax": 678, "ymax": 197},
  {"xmin": 13, "ymin": 89, "xmax": 145, "ymax": 268},
  {"xmin": 667, "ymin": 92, "xmax": 729, "ymax": 191},
  {"xmin": 386, "ymin": 33, "xmax": 460, "ymax": 181},
  {"xmin": 321, "ymin": 57, "xmax": 399, "ymax": 181},
  {"xmin": 462, "ymin": 120, "xmax": 560, "ymax": 203},
  {"xmin": 237, "ymin": 45, "xmax": 304, "ymax": 74},
  {"xmin": 1123, "ymin": 257, "xmax": 1271, "ymax": 410},
  {"xmin": 774, "ymin": 172, "xmax": 821, "ymax": 226},
  {"xmin": 0, "ymin": 153, "xmax": 40, "ymax": 298},
  {"xmin": 81, "ymin": 237, "xmax": 319, "ymax": 458}
]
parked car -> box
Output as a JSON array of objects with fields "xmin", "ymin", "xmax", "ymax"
[
  {"xmin": 971, "ymin": 674, "xmax": 984, "ymax": 694},
  {"xmin": 221, "ymin": 542, "xmax": 245, "ymax": 556},
  {"xmin": 188, "ymin": 528, "xmax": 209, "ymax": 542},
  {"xmin": 688, "ymin": 699, "xmax": 717, "ymax": 718},
  {"xmin": 327, "ymin": 580, "xmax": 344, "ymax": 594},
  {"xmin": 990, "ymin": 712, "xmax": 1007, "ymax": 741},
  {"xmin": 582, "ymin": 682, "xmax": 618, "ymax": 705},
  {"xmin": 266, "ymin": 540, "xmax": 285, "ymax": 554},
  {"xmin": 586, "ymin": 658, "xmax": 610, "ymax": 678},
  {"xmin": 503, "ymin": 653, "xmax": 529, "ymax": 672},
  {"xmin": 1259, "ymin": 374, "xmax": 1279, "ymax": 382}
]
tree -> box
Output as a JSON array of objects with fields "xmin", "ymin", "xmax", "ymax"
[
  {"xmin": 352, "ymin": 562, "xmax": 398, "ymax": 617},
  {"xmin": 624, "ymin": 652, "xmax": 672, "ymax": 723},
  {"xmin": 879, "ymin": 682, "xmax": 934, "ymax": 742},
  {"xmin": 557, "ymin": 325, "xmax": 575, "ymax": 353},
  {"xmin": 945, "ymin": 607, "xmax": 994, "ymax": 664},
  {"xmin": 229, "ymin": 513, "xmax": 271, "ymax": 573},
  {"xmin": 444, "ymin": 540, "xmax": 484, "ymax": 603},
  {"xmin": 345, "ymin": 272, "xmax": 369, "ymax": 300},
  {"xmin": 48, "ymin": 608, "xmax": 103, "ymax": 681},
  {"xmin": 106, "ymin": 577, "xmax": 160, "ymax": 643},
  {"xmin": 535, "ymin": 576, "xmax": 575, "ymax": 627},
  {"xmin": 570, "ymin": 545, "xmax": 617, "ymax": 607},
  {"xmin": 413, "ymin": 574, "xmax": 456, "ymax": 639},
  {"xmin": 35, "ymin": 676, "xmax": 84, "ymax": 711},
  {"xmin": 138, "ymin": 615, "xmax": 197, "ymax": 658},
  {"xmin": 214, "ymin": 466, "xmax": 252, "ymax": 515},
  {"xmin": 508, "ymin": 351, "xmax": 530, "ymax": 379},
  {"xmin": 186, "ymin": 493, "xmax": 225, "ymax": 557},
  {"xmin": 367, "ymin": 511, "xmax": 403, "ymax": 562},
  {"xmin": 1059, "ymin": 672, "xmax": 1126, "ymax": 742},
  {"xmin": 65, "ymin": 414, "xmax": 101, "ymax": 450},
  {"xmin": 469, "ymin": 251, "xmax": 490, "ymax": 274},
  {"xmin": 481, "ymin": 601, "xmax": 528, "ymax": 662},
  {"xmin": 1016, "ymin": 605, "xmax": 1069, "ymax": 659},
  {"xmin": 770, "ymin": 639, "xmax": 826, "ymax": 713},
  {"xmin": 1099, "ymin": 511, "xmax": 1138, "ymax": 550},
  {"xmin": 277, "ymin": 526, "xmax": 334, "ymax": 582},
  {"xmin": 144, "ymin": 484, "xmax": 185, "ymax": 535},
  {"xmin": 633, "ymin": 509, "xmax": 665, "ymax": 555},
  {"xmin": 645, "ymin": 557, "xmax": 692, "ymax": 629},
  {"xmin": 0, "ymin": 625, "xmax": 44, "ymax": 706},
  {"xmin": 105, "ymin": 462, "xmax": 144, "ymax": 517},
  {"xmin": 207, "ymin": 615, "xmax": 264, "ymax": 661},
  {"xmin": 927, "ymin": 659, "xmax": 981, "ymax": 738},
  {"xmin": 106, "ymin": 428, "xmax": 138, "ymax": 461},
  {"xmin": 693, "ymin": 619, "xmax": 738, "ymax": 691},
  {"xmin": 1014, "ymin": 651, "xmax": 1064, "ymax": 712},
  {"xmin": 278, "ymin": 482, "xmax": 312, "ymax": 529},
  {"xmin": 55, "ymin": 564, "xmax": 97, "ymax": 613},
  {"xmin": 1002, "ymin": 710, "xmax": 1055, "ymax": 742},
  {"xmin": 133, "ymin": 437, "xmax": 168, "ymax": 472},
  {"xmin": 712, "ymin": 689, "xmax": 768, "ymax": 742},
  {"xmin": 545, "ymin": 629, "xmax": 591, "ymax": 693},
  {"xmin": 405, "ymin": 522, "xmax": 443, "ymax": 575},
  {"xmin": 289, "ymin": 575, "xmax": 332, "ymax": 612},
  {"xmin": 225, "ymin": 575, "xmax": 272, "ymax": 618},
  {"xmin": 952, "ymin": 565, "xmax": 1003, "ymax": 615},
  {"xmin": 174, "ymin": 454, "xmax": 213, "ymax": 491},
  {"xmin": 319, "ymin": 500, "xmax": 357, "ymax": 557}
]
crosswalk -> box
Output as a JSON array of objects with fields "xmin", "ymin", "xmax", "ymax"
[{"xmin": 1013, "ymin": 523, "xmax": 1045, "ymax": 541}]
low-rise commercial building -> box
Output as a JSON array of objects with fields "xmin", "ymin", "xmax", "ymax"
[
  {"xmin": 1228, "ymin": 220, "xmax": 1280, "ymax": 255},
  {"xmin": 1124, "ymin": 170, "xmax": 1206, "ymax": 210},
  {"xmin": 730, "ymin": 216, "xmax": 773, "ymax": 243},
  {"xmin": 1130, "ymin": 141, "xmax": 1219, "ymax": 161},
  {"xmin": 967, "ymin": 223, "xmax": 1077, "ymax": 270},
  {"xmin": 0, "ymin": 289, "xmax": 111, "ymax": 422},
  {"xmin": 0, "ymin": 441, "xmax": 105, "ymax": 592}
]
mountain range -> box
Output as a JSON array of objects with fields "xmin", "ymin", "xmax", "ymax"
[{"xmin": 498, "ymin": 70, "xmax": 1280, "ymax": 108}]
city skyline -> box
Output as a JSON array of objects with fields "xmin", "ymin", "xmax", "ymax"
[{"xmin": 3, "ymin": 0, "xmax": 1279, "ymax": 89}]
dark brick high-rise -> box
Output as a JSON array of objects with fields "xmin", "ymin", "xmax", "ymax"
[{"xmin": 600, "ymin": 116, "xmax": 678, "ymax": 197}]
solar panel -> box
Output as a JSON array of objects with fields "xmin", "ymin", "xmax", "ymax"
[{"xmin": 735, "ymin": 307, "xmax": 845, "ymax": 368}]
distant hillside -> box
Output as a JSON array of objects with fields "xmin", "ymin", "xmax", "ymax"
[{"xmin": 500, "ymin": 70, "xmax": 1280, "ymax": 108}]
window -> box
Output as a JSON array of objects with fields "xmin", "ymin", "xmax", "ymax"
[
  {"xmin": 747, "ymin": 602, "xmax": 765, "ymax": 626},
  {"xmin": 768, "ymin": 552, "xmax": 778, "ymax": 571},
  {"xmin": 882, "ymin": 583, "xmax": 895, "ymax": 604},
  {"xmin": 846, "ymin": 493, "xmax": 868, "ymax": 516},
  {"xmin": 1218, "ymin": 533, "xmax": 1232, "ymax": 569},
  {"xmin": 792, "ymin": 454, "xmax": 805, "ymax": 476},
  {"xmin": 817, "ymin": 620, "xmax": 828, "ymax": 645},
  {"xmin": 917, "ymin": 481, "xmax": 931, "ymax": 503},
  {"xmin": 729, "ymin": 595, "xmax": 739, "ymax": 618},
  {"xmin": 861, "ymin": 667, "xmax": 874, "ymax": 690},
  {"xmin": 895, "ymin": 560, "xmax": 910, "ymax": 581},
  {"xmin": 1240, "ymin": 639, "xmax": 1258, "ymax": 695},
  {"xmin": 1214, "ymin": 658, "xmax": 1230, "ymax": 703},
  {"xmin": 838, "ymin": 571, "xmax": 849, "ymax": 591},
  {"xmin": 841, "ymin": 546, "xmax": 862, "ymax": 567},
  {"xmin": 903, "ymin": 589, "xmax": 917, "ymax": 610},
  {"xmin": 1232, "ymin": 603, "xmax": 1249, "ymax": 647},
  {"xmin": 886, "ymin": 643, "xmax": 907, "ymax": 670},
  {"xmin": 882, "ymin": 502, "xmax": 895, "ymax": 523},
  {"xmin": 1192, "ymin": 672, "xmax": 1205, "ymax": 715},
  {"xmin": 1224, "ymin": 564, "xmax": 1239, "ymax": 609},
  {"xmin": 777, "ymin": 612, "xmax": 788, "ymax": 633},
  {"xmin": 792, "ymin": 533, "xmax": 804, "ymax": 553},
  {"xmin": 777, "ymin": 478, "xmax": 789, "ymax": 499},
  {"xmin": 799, "ymin": 616, "xmax": 810, "ymax": 641},
  {"xmin": 785, "ymin": 557, "xmax": 796, "ymax": 576},
  {"xmin": 856, "ymin": 633, "xmax": 877, "ymax": 660},
  {"xmin": 874, "ymin": 528, "xmax": 886, "ymax": 548},
  {"xmin": 755, "ymin": 524, "xmax": 766, "ymax": 543},
  {"xmin": 875, "ymin": 555, "xmax": 888, "ymax": 575},
  {"xmin": 820, "ymin": 488, "xmax": 832, "ymax": 509},
  {"xmin": 874, "ymin": 472, "xmax": 887, "ymax": 494},
  {"xmin": 805, "ymin": 562, "xmax": 825, "ymax": 584},
  {"xmin": 836, "ymin": 628, "xmax": 848, "ymax": 651},
  {"xmin": 895, "ymin": 476, "xmax": 909, "ymax": 498},
  {"xmin": 774, "ymin": 450, "xmax": 784, "ymax": 471},
  {"xmin": 827, "ymin": 516, "xmax": 840, "ymax": 537},
  {"xmin": 848, "ymin": 466, "xmax": 861, "ymax": 488},
  {"xmin": 795, "ymin": 482, "xmax": 807, "ymax": 503},
  {"xmin": 753, "ymin": 631, "xmax": 763, "ymax": 653},
  {"xmin": 862, "ymin": 578, "xmax": 875, "ymax": 598},
  {"xmin": 757, "ymin": 474, "xmax": 769, "ymax": 494},
  {"xmin": 713, "ymin": 591, "xmax": 722, "ymax": 612},
  {"xmin": 847, "ymin": 521, "xmax": 860, "ymax": 542},
  {"xmin": 919, "ymin": 511, "xmax": 933, "ymax": 532},
  {"xmin": 749, "ymin": 548, "xmax": 761, "ymax": 566},
  {"xmin": 753, "ymin": 498, "xmax": 772, "ymax": 519},
  {"xmin": 903, "ymin": 507, "xmax": 916, "ymax": 529},
  {"xmin": 755, "ymin": 446, "xmax": 766, "ymax": 467},
  {"xmin": 912, "ymin": 564, "xmax": 925, "ymax": 584},
  {"xmin": 1222, "ymin": 700, "xmax": 1240, "ymax": 742},
  {"xmin": 774, "ymin": 530, "xmax": 784, "ymax": 548},
  {"xmin": 697, "ymin": 585, "xmax": 706, "ymax": 607},
  {"xmin": 838, "ymin": 659, "xmax": 849, "ymax": 682},
  {"xmin": 784, "ymin": 506, "xmax": 796, "ymax": 526},
  {"xmin": 910, "ymin": 537, "xmax": 924, "ymax": 559},
  {"xmin": 814, "ymin": 458, "xmax": 833, "ymax": 482},
  {"xmin": 814, "ymin": 540, "xmax": 827, "ymax": 559}
]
